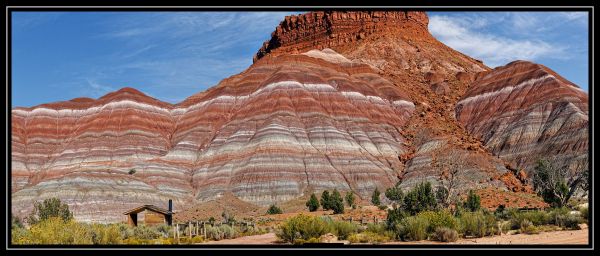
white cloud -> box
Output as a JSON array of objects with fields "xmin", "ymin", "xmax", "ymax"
[{"xmin": 429, "ymin": 15, "xmax": 568, "ymax": 67}]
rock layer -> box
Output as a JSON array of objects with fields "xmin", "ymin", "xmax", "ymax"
[
  {"xmin": 455, "ymin": 60, "xmax": 589, "ymax": 172},
  {"xmin": 12, "ymin": 52, "xmax": 415, "ymax": 221}
]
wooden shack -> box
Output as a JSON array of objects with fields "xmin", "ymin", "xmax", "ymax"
[{"xmin": 123, "ymin": 204, "xmax": 172, "ymax": 227}]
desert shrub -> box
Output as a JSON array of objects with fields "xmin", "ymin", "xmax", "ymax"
[
  {"xmin": 12, "ymin": 215, "xmax": 24, "ymax": 229},
  {"xmin": 417, "ymin": 210, "xmax": 458, "ymax": 233},
  {"xmin": 518, "ymin": 219, "xmax": 539, "ymax": 234},
  {"xmin": 555, "ymin": 214, "xmax": 582, "ymax": 230},
  {"xmin": 522, "ymin": 211, "xmax": 549, "ymax": 226},
  {"xmin": 306, "ymin": 193, "xmax": 320, "ymax": 212},
  {"xmin": 27, "ymin": 198, "xmax": 73, "ymax": 225},
  {"xmin": 328, "ymin": 221, "xmax": 358, "ymax": 240},
  {"xmin": 90, "ymin": 223, "xmax": 122, "ymax": 244},
  {"xmin": 509, "ymin": 210, "xmax": 549, "ymax": 229},
  {"xmin": 434, "ymin": 227, "xmax": 459, "ymax": 242},
  {"xmin": 386, "ymin": 206, "xmax": 409, "ymax": 238},
  {"xmin": 330, "ymin": 189, "xmax": 345, "ymax": 214},
  {"xmin": 131, "ymin": 225, "xmax": 162, "ymax": 240},
  {"xmin": 547, "ymin": 207, "xmax": 581, "ymax": 229},
  {"xmin": 205, "ymin": 224, "xmax": 237, "ymax": 240},
  {"xmin": 403, "ymin": 182, "xmax": 437, "ymax": 215},
  {"xmin": 128, "ymin": 169, "xmax": 136, "ymax": 175},
  {"xmin": 371, "ymin": 188, "xmax": 381, "ymax": 206},
  {"xmin": 276, "ymin": 214, "xmax": 330, "ymax": 244},
  {"xmin": 458, "ymin": 211, "xmax": 497, "ymax": 238},
  {"xmin": 267, "ymin": 204, "xmax": 283, "ymax": 215},
  {"xmin": 17, "ymin": 217, "xmax": 94, "ymax": 244},
  {"xmin": 396, "ymin": 215, "xmax": 429, "ymax": 241},
  {"xmin": 464, "ymin": 190, "xmax": 481, "ymax": 212},
  {"xmin": 579, "ymin": 206, "xmax": 588, "ymax": 221},
  {"xmin": 345, "ymin": 192, "xmax": 356, "ymax": 208},
  {"xmin": 154, "ymin": 224, "xmax": 172, "ymax": 238},
  {"xmin": 347, "ymin": 232, "xmax": 390, "ymax": 244},
  {"xmin": 364, "ymin": 223, "xmax": 385, "ymax": 234}
]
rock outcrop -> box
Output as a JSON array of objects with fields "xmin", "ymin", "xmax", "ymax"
[
  {"xmin": 254, "ymin": 11, "xmax": 429, "ymax": 62},
  {"xmin": 455, "ymin": 60, "xmax": 588, "ymax": 173}
]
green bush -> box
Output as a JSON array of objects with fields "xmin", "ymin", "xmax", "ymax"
[
  {"xmin": 458, "ymin": 211, "xmax": 497, "ymax": 238},
  {"xmin": 306, "ymin": 193, "xmax": 320, "ymax": 212},
  {"xmin": 385, "ymin": 186, "xmax": 404, "ymax": 202},
  {"xmin": 547, "ymin": 207, "xmax": 581, "ymax": 229},
  {"xmin": 276, "ymin": 214, "xmax": 330, "ymax": 244},
  {"xmin": 397, "ymin": 215, "xmax": 429, "ymax": 241},
  {"xmin": 555, "ymin": 214, "xmax": 582, "ymax": 230},
  {"xmin": 328, "ymin": 221, "xmax": 358, "ymax": 240},
  {"xmin": 345, "ymin": 192, "xmax": 356, "ymax": 208},
  {"xmin": 90, "ymin": 223, "xmax": 122, "ymax": 244},
  {"xmin": 347, "ymin": 232, "xmax": 390, "ymax": 244},
  {"xmin": 579, "ymin": 206, "xmax": 588, "ymax": 221},
  {"xmin": 403, "ymin": 182, "xmax": 437, "ymax": 215},
  {"xmin": 434, "ymin": 227, "xmax": 459, "ymax": 242},
  {"xmin": 330, "ymin": 189, "xmax": 345, "ymax": 214},
  {"xmin": 371, "ymin": 188, "xmax": 381, "ymax": 206},
  {"xmin": 386, "ymin": 206, "xmax": 409, "ymax": 230},
  {"xmin": 267, "ymin": 204, "xmax": 283, "ymax": 215},
  {"xmin": 464, "ymin": 190, "xmax": 481, "ymax": 212},
  {"xmin": 27, "ymin": 197, "xmax": 73, "ymax": 225},
  {"xmin": 15, "ymin": 217, "xmax": 93, "ymax": 244},
  {"xmin": 205, "ymin": 224, "xmax": 237, "ymax": 240},
  {"xmin": 131, "ymin": 225, "xmax": 162, "ymax": 240},
  {"xmin": 321, "ymin": 191, "xmax": 331, "ymax": 210},
  {"xmin": 518, "ymin": 219, "xmax": 539, "ymax": 234},
  {"xmin": 417, "ymin": 210, "xmax": 458, "ymax": 233}
]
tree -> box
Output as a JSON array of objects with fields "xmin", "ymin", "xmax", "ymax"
[
  {"xmin": 371, "ymin": 188, "xmax": 381, "ymax": 206},
  {"xmin": 403, "ymin": 182, "xmax": 437, "ymax": 215},
  {"xmin": 464, "ymin": 190, "xmax": 481, "ymax": 212},
  {"xmin": 532, "ymin": 158, "xmax": 589, "ymax": 207},
  {"xmin": 435, "ymin": 151, "xmax": 467, "ymax": 208},
  {"xmin": 345, "ymin": 192, "xmax": 355, "ymax": 208},
  {"xmin": 27, "ymin": 197, "xmax": 73, "ymax": 225},
  {"xmin": 330, "ymin": 189, "xmax": 345, "ymax": 214},
  {"xmin": 267, "ymin": 204, "xmax": 283, "ymax": 215},
  {"xmin": 306, "ymin": 193, "xmax": 320, "ymax": 212},
  {"xmin": 128, "ymin": 168, "xmax": 136, "ymax": 175},
  {"xmin": 385, "ymin": 186, "xmax": 404, "ymax": 203},
  {"xmin": 320, "ymin": 190, "xmax": 331, "ymax": 210}
]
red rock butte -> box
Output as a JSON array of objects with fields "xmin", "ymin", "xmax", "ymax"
[{"xmin": 11, "ymin": 11, "xmax": 588, "ymax": 223}]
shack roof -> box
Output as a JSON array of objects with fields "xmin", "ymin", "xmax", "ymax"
[{"xmin": 123, "ymin": 205, "xmax": 172, "ymax": 215}]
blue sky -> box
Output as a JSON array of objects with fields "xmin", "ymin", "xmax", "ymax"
[{"xmin": 11, "ymin": 11, "xmax": 589, "ymax": 108}]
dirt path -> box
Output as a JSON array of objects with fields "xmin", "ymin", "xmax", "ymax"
[
  {"xmin": 450, "ymin": 228, "xmax": 588, "ymax": 245},
  {"xmin": 203, "ymin": 233, "xmax": 279, "ymax": 244},
  {"xmin": 201, "ymin": 227, "xmax": 588, "ymax": 245}
]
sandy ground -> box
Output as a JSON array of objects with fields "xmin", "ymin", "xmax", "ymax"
[
  {"xmin": 204, "ymin": 233, "xmax": 279, "ymax": 244},
  {"xmin": 201, "ymin": 226, "xmax": 588, "ymax": 245},
  {"xmin": 449, "ymin": 228, "xmax": 588, "ymax": 245}
]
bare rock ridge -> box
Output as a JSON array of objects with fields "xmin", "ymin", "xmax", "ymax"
[
  {"xmin": 11, "ymin": 11, "xmax": 587, "ymax": 222},
  {"xmin": 12, "ymin": 54, "xmax": 415, "ymax": 222},
  {"xmin": 455, "ymin": 60, "xmax": 589, "ymax": 173}
]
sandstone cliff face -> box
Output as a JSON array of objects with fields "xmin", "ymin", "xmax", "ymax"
[
  {"xmin": 455, "ymin": 60, "xmax": 589, "ymax": 173},
  {"xmin": 254, "ymin": 11, "xmax": 429, "ymax": 62}
]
